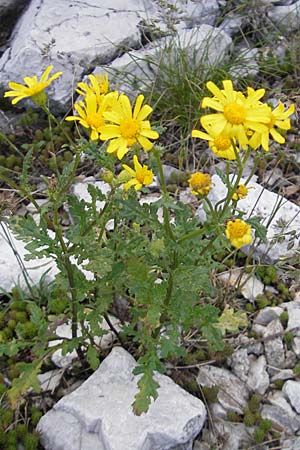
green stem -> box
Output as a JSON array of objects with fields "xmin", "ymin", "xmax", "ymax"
[
  {"xmin": 42, "ymin": 105, "xmax": 74, "ymax": 147},
  {"xmin": 0, "ymin": 131, "xmax": 24, "ymax": 158},
  {"xmin": 154, "ymin": 149, "xmax": 175, "ymax": 242}
]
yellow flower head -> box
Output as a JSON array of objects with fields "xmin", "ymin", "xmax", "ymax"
[
  {"xmin": 188, "ymin": 172, "xmax": 212, "ymax": 196},
  {"xmin": 76, "ymin": 73, "xmax": 110, "ymax": 105},
  {"xmin": 99, "ymin": 94, "xmax": 159, "ymax": 160},
  {"xmin": 122, "ymin": 155, "xmax": 154, "ymax": 191},
  {"xmin": 192, "ymin": 128, "xmax": 238, "ymax": 160},
  {"xmin": 4, "ymin": 65, "xmax": 62, "ymax": 106},
  {"xmin": 200, "ymin": 80, "xmax": 271, "ymax": 149},
  {"xmin": 225, "ymin": 218, "xmax": 253, "ymax": 249},
  {"xmin": 65, "ymin": 91, "xmax": 118, "ymax": 140},
  {"xmin": 232, "ymin": 184, "xmax": 249, "ymax": 201},
  {"xmin": 248, "ymin": 101, "xmax": 295, "ymax": 151}
]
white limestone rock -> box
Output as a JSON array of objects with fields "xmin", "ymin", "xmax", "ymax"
[
  {"xmin": 38, "ymin": 347, "xmax": 206, "ymax": 450},
  {"xmin": 0, "ymin": 222, "xmax": 58, "ymax": 292},
  {"xmin": 227, "ymin": 348, "xmax": 250, "ymax": 382},
  {"xmin": 0, "ymin": 0, "xmax": 152, "ymax": 111},
  {"xmin": 246, "ymin": 355, "xmax": 269, "ymax": 395},
  {"xmin": 104, "ymin": 24, "xmax": 232, "ymax": 94},
  {"xmin": 263, "ymin": 319, "xmax": 285, "ymax": 369},
  {"xmin": 50, "ymin": 315, "xmax": 122, "ymax": 368},
  {"xmin": 283, "ymin": 380, "xmax": 300, "ymax": 414},
  {"xmin": 198, "ymin": 174, "xmax": 300, "ymax": 263},
  {"xmin": 261, "ymin": 404, "xmax": 300, "ymax": 434},
  {"xmin": 218, "ymin": 268, "xmax": 264, "ymax": 302},
  {"xmin": 268, "ymin": 0, "xmax": 300, "ymax": 31},
  {"xmin": 254, "ymin": 306, "xmax": 282, "ymax": 326},
  {"xmin": 197, "ymin": 365, "xmax": 249, "ymax": 414}
]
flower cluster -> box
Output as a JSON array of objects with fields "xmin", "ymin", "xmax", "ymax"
[
  {"xmin": 3, "ymin": 70, "xmax": 294, "ymax": 250},
  {"xmin": 192, "ymin": 80, "xmax": 294, "ymax": 157}
]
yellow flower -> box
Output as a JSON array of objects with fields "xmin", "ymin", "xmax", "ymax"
[
  {"xmin": 225, "ymin": 219, "xmax": 253, "ymax": 249},
  {"xmin": 248, "ymin": 101, "xmax": 295, "ymax": 151},
  {"xmin": 65, "ymin": 91, "xmax": 117, "ymax": 140},
  {"xmin": 76, "ymin": 73, "xmax": 110, "ymax": 104},
  {"xmin": 192, "ymin": 128, "xmax": 238, "ymax": 160},
  {"xmin": 200, "ymin": 80, "xmax": 270, "ymax": 149},
  {"xmin": 4, "ymin": 65, "xmax": 62, "ymax": 106},
  {"xmin": 122, "ymin": 155, "xmax": 154, "ymax": 191},
  {"xmin": 188, "ymin": 172, "xmax": 212, "ymax": 196},
  {"xmin": 99, "ymin": 94, "xmax": 159, "ymax": 160},
  {"xmin": 232, "ymin": 184, "xmax": 249, "ymax": 201}
]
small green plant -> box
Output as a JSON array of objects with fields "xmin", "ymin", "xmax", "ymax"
[{"xmin": 0, "ymin": 66, "xmax": 294, "ymax": 418}]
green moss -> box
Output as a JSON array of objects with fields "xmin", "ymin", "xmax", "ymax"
[
  {"xmin": 3, "ymin": 327, "xmax": 13, "ymax": 340},
  {"xmin": 256, "ymin": 294, "xmax": 270, "ymax": 309},
  {"xmin": 15, "ymin": 311, "xmax": 28, "ymax": 323},
  {"xmin": 226, "ymin": 410, "xmax": 241, "ymax": 422},
  {"xmin": 249, "ymin": 394, "xmax": 261, "ymax": 411},
  {"xmin": 293, "ymin": 363, "xmax": 300, "ymax": 377},
  {"xmin": 0, "ymin": 429, "xmax": 7, "ymax": 446},
  {"xmin": 253, "ymin": 427, "xmax": 266, "ymax": 444},
  {"xmin": 245, "ymin": 303, "xmax": 254, "ymax": 313},
  {"xmin": 1, "ymin": 409, "xmax": 14, "ymax": 427},
  {"xmin": 10, "ymin": 300, "xmax": 27, "ymax": 312},
  {"xmin": 30, "ymin": 407, "xmax": 43, "ymax": 425},
  {"xmin": 284, "ymin": 331, "xmax": 293, "ymax": 347},
  {"xmin": 0, "ymin": 383, "xmax": 7, "ymax": 397},
  {"xmin": 273, "ymin": 379, "xmax": 284, "ymax": 390},
  {"xmin": 16, "ymin": 322, "xmax": 38, "ymax": 339},
  {"xmin": 23, "ymin": 432, "xmax": 39, "ymax": 450},
  {"xmin": 243, "ymin": 409, "xmax": 256, "ymax": 427},
  {"xmin": 202, "ymin": 385, "xmax": 219, "ymax": 403},
  {"xmin": 7, "ymin": 319, "xmax": 16, "ymax": 330},
  {"xmin": 279, "ymin": 311, "xmax": 289, "ymax": 328},
  {"xmin": 259, "ymin": 418, "xmax": 272, "ymax": 432},
  {"xmin": 266, "ymin": 266, "xmax": 278, "ymax": 283},
  {"xmin": 16, "ymin": 424, "xmax": 28, "ymax": 440}
]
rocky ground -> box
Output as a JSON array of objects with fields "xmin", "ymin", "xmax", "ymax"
[{"xmin": 0, "ymin": 1, "xmax": 300, "ymax": 449}]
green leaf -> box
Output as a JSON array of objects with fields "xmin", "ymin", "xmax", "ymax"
[
  {"xmin": 247, "ymin": 216, "xmax": 267, "ymax": 242},
  {"xmin": 86, "ymin": 346, "xmax": 100, "ymax": 370},
  {"xmin": 8, "ymin": 360, "xmax": 42, "ymax": 408},
  {"xmin": 217, "ymin": 308, "xmax": 248, "ymax": 335},
  {"xmin": 132, "ymin": 367, "xmax": 159, "ymax": 415}
]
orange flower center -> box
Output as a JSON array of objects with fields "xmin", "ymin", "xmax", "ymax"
[
  {"xmin": 119, "ymin": 119, "xmax": 140, "ymax": 139},
  {"xmin": 224, "ymin": 103, "xmax": 246, "ymax": 125},
  {"xmin": 213, "ymin": 135, "xmax": 231, "ymax": 150}
]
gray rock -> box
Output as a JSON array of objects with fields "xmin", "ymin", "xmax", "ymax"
[
  {"xmin": 281, "ymin": 437, "xmax": 300, "ymax": 450},
  {"xmin": 198, "ymin": 174, "xmax": 300, "ymax": 263},
  {"xmin": 283, "ymin": 380, "xmax": 300, "ymax": 413},
  {"xmin": 227, "ymin": 348, "xmax": 250, "ymax": 382},
  {"xmin": 263, "ymin": 319, "xmax": 285, "ymax": 369},
  {"xmin": 271, "ymin": 369, "xmax": 294, "ymax": 382},
  {"xmin": 218, "ymin": 269, "xmax": 264, "ymax": 302},
  {"xmin": 261, "ymin": 404, "xmax": 299, "ymax": 434},
  {"xmin": 287, "ymin": 308, "xmax": 300, "ymax": 333},
  {"xmin": 247, "ymin": 355, "xmax": 270, "ymax": 395},
  {"xmin": 292, "ymin": 336, "xmax": 300, "ymax": 357},
  {"xmin": 0, "ymin": 222, "xmax": 58, "ymax": 292},
  {"xmin": 105, "ymin": 24, "xmax": 232, "ymax": 95},
  {"xmin": 268, "ymin": 390, "xmax": 298, "ymax": 419},
  {"xmin": 268, "ymin": 0, "xmax": 300, "ymax": 31},
  {"xmin": 0, "ymin": 0, "xmax": 29, "ymax": 48},
  {"xmin": 254, "ymin": 307, "xmax": 282, "ymax": 326},
  {"xmin": 38, "ymin": 347, "xmax": 206, "ymax": 450},
  {"xmin": 0, "ymin": 0, "xmax": 152, "ymax": 111},
  {"xmin": 37, "ymin": 369, "xmax": 64, "ymax": 393},
  {"xmin": 197, "ymin": 365, "xmax": 249, "ymax": 414}
]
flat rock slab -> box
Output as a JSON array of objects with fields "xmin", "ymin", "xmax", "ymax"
[
  {"xmin": 0, "ymin": 0, "xmax": 152, "ymax": 111},
  {"xmin": 197, "ymin": 365, "xmax": 249, "ymax": 414},
  {"xmin": 0, "ymin": 222, "xmax": 58, "ymax": 292},
  {"xmin": 38, "ymin": 347, "xmax": 206, "ymax": 450}
]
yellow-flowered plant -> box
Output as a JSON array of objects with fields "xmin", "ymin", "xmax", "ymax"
[
  {"xmin": 66, "ymin": 91, "xmax": 118, "ymax": 140},
  {"xmin": 99, "ymin": 93, "xmax": 159, "ymax": 159},
  {"xmin": 188, "ymin": 172, "xmax": 212, "ymax": 196},
  {"xmin": 121, "ymin": 155, "xmax": 154, "ymax": 191},
  {"xmin": 232, "ymin": 184, "xmax": 249, "ymax": 201},
  {"xmin": 76, "ymin": 73, "xmax": 110, "ymax": 105},
  {"xmin": 225, "ymin": 219, "xmax": 253, "ymax": 249},
  {"xmin": 2, "ymin": 71, "xmax": 295, "ymax": 417},
  {"xmin": 4, "ymin": 65, "xmax": 62, "ymax": 106}
]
